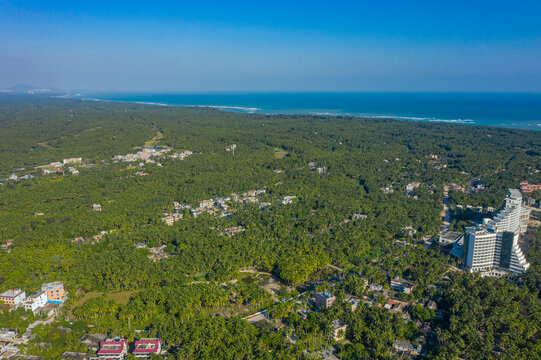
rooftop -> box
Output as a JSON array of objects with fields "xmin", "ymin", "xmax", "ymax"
[
  {"xmin": 41, "ymin": 281, "xmax": 64, "ymax": 290},
  {"xmin": 332, "ymin": 319, "xmax": 347, "ymax": 329},
  {"xmin": 132, "ymin": 338, "xmax": 161, "ymax": 354},
  {"xmin": 316, "ymin": 291, "xmax": 335, "ymax": 299},
  {"xmin": 0, "ymin": 288, "xmax": 24, "ymax": 297},
  {"xmin": 27, "ymin": 290, "xmax": 46, "ymax": 299},
  {"xmin": 97, "ymin": 339, "xmax": 127, "ymax": 354},
  {"xmin": 440, "ymin": 231, "xmax": 463, "ymax": 242}
]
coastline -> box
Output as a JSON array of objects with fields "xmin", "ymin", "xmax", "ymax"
[{"xmin": 72, "ymin": 93, "xmax": 541, "ymax": 131}]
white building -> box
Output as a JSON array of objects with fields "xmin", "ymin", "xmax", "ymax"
[
  {"xmin": 281, "ymin": 196, "xmax": 297, "ymax": 205},
  {"xmin": 464, "ymin": 189, "xmax": 530, "ymax": 276},
  {"xmin": 0, "ymin": 289, "xmax": 26, "ymax": 307},
  {"xmin": 331, "ymin": 320, "xmax": 348, "ymax": 341},
  {"xmin": 63, "ymin": 157, "xmax": 82, "ymax": 165},
  {"xmin": 24, "ymin": 290, "xmax": 48, "ymax": 312}
]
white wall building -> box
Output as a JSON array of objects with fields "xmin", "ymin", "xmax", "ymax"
[
  {"xmin": 24, "ymin": 290, "xmax": 48, "ymax": 312},
  {"xmin": 464, "ymin": 189, "xmax": 530, "ymax": 276},
  {"xmin": 0, "ymin": 288, "xmax": 26, "ymax": 307}
]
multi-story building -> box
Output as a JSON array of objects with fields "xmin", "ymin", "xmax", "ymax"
[
  {"xmin": 132, "ymin": 338, "xmax": 162, "ymax": 358},
  {"xmin": 463, "ymin": 189, "xmax": 530, "ymax": 276},
  {"xmin": 41, "ymin": 281, "xmax": 65, "ymax": 302},
  {"xmin": 0, "ymin": 289, "xmax": 26, "ymax": 307},
  {"xmin": 63, "ymin": 157, "xmax": 82, "ymax": 165},
  {"xmin": 314, "ymin": 292, "xmax": 336, "ymax": 309},
  {"xmin": 390, "ymin": 277, "xmax": 414, "ymax": 294},
  {"xmin": 97, "ymin": 339, "xmax": 128, "ymax": 359},
  {"xmin": 331, "ymin": 320, "xmax": 348, "ymax": 341},
  {"xmin": 520, "ymin": 180, "xmax": 541, "ymax": 194},
  {"xmin": 24, "ymin": 290, "xmax": 48, "ymax": 312}
]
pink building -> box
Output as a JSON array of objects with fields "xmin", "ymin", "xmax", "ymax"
[
  {"xmin": 520, "ymin": 180, "xmax": 541, "ymax": 194},
  {"xmin": 132, "ymin": 338, "xmax": 162, "ymax": 358},
  {"xmin": 97, "ymin": 339, "xmax": 128, "ymax": 359}
]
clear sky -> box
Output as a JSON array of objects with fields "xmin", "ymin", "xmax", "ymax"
[{"xmin": 1, "ymin": 0, "xmax": 540, "ymax": 92}]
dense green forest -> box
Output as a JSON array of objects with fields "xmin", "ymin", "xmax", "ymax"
[{"xmin": 0, "ymin": 94, "xmax": 540, "ymax": 359}]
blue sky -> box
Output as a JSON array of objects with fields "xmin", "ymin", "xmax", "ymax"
[{"xmin": 1, "ymin": 0, "xmax": 540, "ymax": 92}]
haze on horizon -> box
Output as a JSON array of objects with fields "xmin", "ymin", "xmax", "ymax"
[{"xmin": 1, "ymin": 0, "xmax": 541, "ymax": 93}]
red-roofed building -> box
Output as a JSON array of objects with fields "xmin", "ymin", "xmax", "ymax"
[
  {"xmin": 97, "ymin": 339, "xmax": 128, "ymax": 359},
  {"xmin": 520, "ymin": 180, "xmax": 541, "ymax": 194},
  {"xmin": 132, "ymin": 338, "xmax": 162, "ymax": 358}
]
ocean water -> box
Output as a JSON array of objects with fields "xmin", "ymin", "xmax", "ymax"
[{"xmin": 81, "ymin": 92, "xmax": 541, "ymax": 131}]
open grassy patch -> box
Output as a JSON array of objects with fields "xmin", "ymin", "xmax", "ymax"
[
  {"xmin": 273, "ymin": 147, "xmax": 288, "ymax": 158},
  {"xmin": 143, "ymin": 131, "xmax": 165, "ymax": 148},
  {"xmin": 36, "ymin": 142, "xmax": 53, "ymax": 149},
  {"xmin": 71, "ymin": 290, "xmax": 141, "ymax": 311}
]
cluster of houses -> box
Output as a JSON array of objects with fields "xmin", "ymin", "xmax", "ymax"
[
  {"xmin": 70, "ymin": 230, "xmax": 115, "ymax": 245},
  {"xmin": 113, "ymin": 147, "xmax": 194, "ymax": 167},
  {"xmin": 0, "ymin": 329, "xmax": 23, "ymax": 359},
  {"xmin": 168, "ymin": 149, "xmax": 193, "ymax": 160},
  {"xmin": 113, "ymin": 147, "xmax": 169, "ymax": 163},
  {"xmin": 390, "ymin": 277, "xmax": 414, "ymax": 294},
  {"xmin": 3, "ymin": 157, "xmax": 83, "ymax": 182},
  {"xmin": 298, "ymin": 283, "xmax": 434, "ymax": 351},
  {"xmin": 307, "ymin": 162, "xmax": 327, "ymax": 174},
  {"xmin": 135, "ymin": 243, "xmax": 171, "ymax": 262},
  {"xmin": 317, "ymin": 275, "xmax": 437, "ymax": 352},
  {"xmin": 76, "ymin": 335, "xmax": 163, "ymax": 359},
  {"xmin": 160, "ymin": 201, "xmax": 192, "ymax": 225},
  {"xmin": 1, "ymin": 240, "xmax": 13, "ymax": 251},
  {"xmin": 392, "ymin": 340, "xmax": 423, "ymax": 358},
  {"xmin": 405, "ymin": 182, "xmax": 421, "ymax": 193},
  {"xmin": 220, "ymin": 226, "xmax": 245, "ymax": 237},
  {"xmin": 225, "ymin": 144, "xmax": 237, "ymax": 152},
  {"xmin": 339, "ymin": 213, "xmax": 368, "ymax": 227},
  {"xmin": 159, "ymin": 190, "xmax": 298, "ymax": 229},
  {"xmin": 5, "ymin": 173, "xmax": 34, "ymax": 182},
  {"xmin": 0, "ymin": 282, "xmax": 64, "ymax": 313},
  {"xmin": 466, "ymin": 178, "xmax": 486, "ymax": 194},
  {"xmin": 36, "ymin": 157, "xmax": 83, "ymax": 175},
  {"xmin": 294, "ymin": 292, "xmax": 348, "ymax": 342},
  {"xmin": 427, "ymin": 154, "xmax": 448, "ymax": 170},
  {"xmin": 402, "ymin": 226, "xmax": 418, "ymax": 237},
  {"xmin": 70, "ymin": 230, "xmax": 113, "ymax": 245},
  {"xmin": 453, "ymin": 204, "xmax": 494, "ymax": 213},
  {"xmin": 168, "ymin": 189, "xmax": 269, "ymax": 221},
  {"xmin": 449, "ymin": 183, "xmax": 465, "ymax": 193}
]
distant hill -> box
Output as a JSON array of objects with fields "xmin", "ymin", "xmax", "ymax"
[
  {"xmin": 6, "ymin": 84, "xmax": 60, "ymax": 93},
  {"xmin": 7, "ymin": 84, "xmax": 39, "ymax": 92}
]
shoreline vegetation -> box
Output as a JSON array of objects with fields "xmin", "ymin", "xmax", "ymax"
[{"xmin": 70, "ymin": 92, "xmax": 541, "ymax": 131}]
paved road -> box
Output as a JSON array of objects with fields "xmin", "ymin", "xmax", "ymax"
[{"xmin": 21, "ymin": 316, "xmax": 55, "ymax": 342}]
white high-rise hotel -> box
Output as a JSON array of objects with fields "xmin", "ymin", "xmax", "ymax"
[{"xmin": 464, "ymin": 189, "xmax": 530, "ymax": 276}]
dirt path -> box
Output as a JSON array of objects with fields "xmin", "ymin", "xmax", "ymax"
[{"xmin": 143, "ymin": 131, "xmax": 164, "ymax": 148}]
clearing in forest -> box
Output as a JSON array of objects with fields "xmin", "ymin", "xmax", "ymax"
[
  {"xmin": 69, "ymin": 290, "xmax": 142, "ymax": 317},
  {"xmin": 37, "ymin": 141, "xmax": 53, "ymax": 148},
  {"xmin": 143, "ymin": 131, "xmax": 165, "ymax": 148},
  {"xmin": 273, "ymin": 147, "xmax": 288, "ymax": 158}
]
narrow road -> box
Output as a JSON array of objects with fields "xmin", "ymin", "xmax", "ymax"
[
  {"xmin": 21, "ymin": 316, "xmax": 56, "ymax": 342},
  {"xmin": 440, "ymin": 185, "xmax": 452, "ymax": 235}
]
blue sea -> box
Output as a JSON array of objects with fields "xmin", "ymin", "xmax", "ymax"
[{"xmin": 79, "ymin": 92, "xmax": 541, "ymax": 131}]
